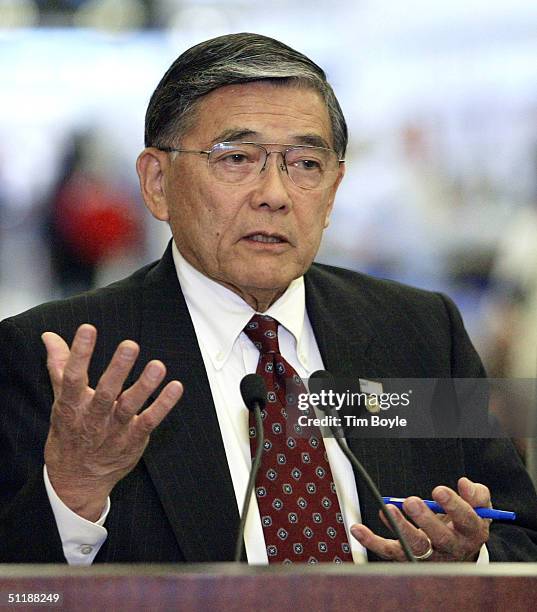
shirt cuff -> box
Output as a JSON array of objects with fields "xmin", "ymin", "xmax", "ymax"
[
  {"xmin": 43, "ymin": 465, "xmax": 110, "ymax": 565},
  {"xmin": 476, "ymin": 543, "xmax": 489, "ymax": 564}
]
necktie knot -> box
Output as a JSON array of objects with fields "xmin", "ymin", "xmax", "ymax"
[{"xmin": 244, "ymin": 314, "xmax": 280, "ymax": 354}]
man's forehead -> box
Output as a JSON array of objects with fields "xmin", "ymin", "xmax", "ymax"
[{"xmin": 185, "ymin": 81, "xmax": 333, "ymax": 146}]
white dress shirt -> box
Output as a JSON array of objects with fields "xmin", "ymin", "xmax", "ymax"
[{"xmin": 44, "ymin": 241, "xmax": 488, "ymax": 564}]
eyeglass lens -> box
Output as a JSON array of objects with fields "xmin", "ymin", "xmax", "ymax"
[{"xmin": 208, "ymin": 143, "xmax": 339, "ymax": 189}]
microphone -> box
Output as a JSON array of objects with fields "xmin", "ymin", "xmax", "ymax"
[
  {"xmin": 234, "ymin": 373, "xmax": 267, "ymax": 562},
  {"xmin": 309, "ymin": 370, "xmax": 417, "ymax": 563}
]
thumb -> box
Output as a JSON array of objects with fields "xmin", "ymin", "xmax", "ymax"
[
  {"xmin": 41, "ymin": 331, "xmax": 70, "ymax": 397},
  {"xmin": 458, "ymin": 477, "xmax": 492, "ymax": 509}
]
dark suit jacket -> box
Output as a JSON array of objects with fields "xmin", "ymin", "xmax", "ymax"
[{"xmin": 1, "ymin": 244, "xmax": 537, "ymax": 562}]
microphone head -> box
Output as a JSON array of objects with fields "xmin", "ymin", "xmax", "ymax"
[
  {"xmin": 240, "ymin": 374, "xmax": 267, "ymax": 411},
  {"xmin": 310, "ymin": 369, "xmax": 333, "ymax": 381},
  {"xmin": 309, "ymin": 370, "xmax": 335, "ymax": 414}
]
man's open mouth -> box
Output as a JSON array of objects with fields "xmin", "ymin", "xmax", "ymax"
[{"xmin": 244, "ymin": 233, "xmax": 286, "ymax": 244}]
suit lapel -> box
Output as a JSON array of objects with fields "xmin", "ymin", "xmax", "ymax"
[{"xmin": 131, "ymin": 245, "xmax": 239, "ymax": 561}]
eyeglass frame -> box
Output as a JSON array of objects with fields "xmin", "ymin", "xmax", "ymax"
[{"xmin": 154, "ymin": 141, "xmax": 345, "ymax": 190}]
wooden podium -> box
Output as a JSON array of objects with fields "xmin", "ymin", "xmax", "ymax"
[{"xmin": 1, "ymin": 564, "xmax": 537, "ymax": 611}]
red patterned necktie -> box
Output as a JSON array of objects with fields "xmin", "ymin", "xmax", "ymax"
[{"xmin": 244, "ymin": 314, "xmax": 352, "ymax": 564}]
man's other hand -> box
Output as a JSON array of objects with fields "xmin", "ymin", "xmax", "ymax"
[{"xmin": 350, "ymin": 477, "xmax": 491, "ymax": 562}]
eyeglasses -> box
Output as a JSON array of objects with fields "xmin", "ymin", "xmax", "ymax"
[{"xmin": 156, "ymin": 142, "xmax": 344, "ymax": 190}]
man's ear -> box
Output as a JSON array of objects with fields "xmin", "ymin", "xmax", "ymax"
[
  {"xmin": 136, "ymin": 148, "xmax": 171, "ymax": 222},
  {"xmin": 324, "ymin": 161, "xmax": 345, "ymax": 228}
]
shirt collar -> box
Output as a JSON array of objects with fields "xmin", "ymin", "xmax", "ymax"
[{"xmin": 171, "ymin": 241, "xmax": 309, "ymax": 370}]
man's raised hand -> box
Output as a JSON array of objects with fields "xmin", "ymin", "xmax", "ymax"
[{"xmin": 42, "ymin": 324, "xmax": 183, "ymax": 522}]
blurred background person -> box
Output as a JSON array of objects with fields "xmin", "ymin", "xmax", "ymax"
[{"xmin": 44, "ymin": 131, "xmax": 144, "ymax": 296}]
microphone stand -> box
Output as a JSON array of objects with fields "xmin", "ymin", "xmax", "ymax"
[{"xmin": 235, "ymin": 387, "xmax": 265, "ymax": 562}]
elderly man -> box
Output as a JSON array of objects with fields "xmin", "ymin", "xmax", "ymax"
[{"xmin": 1, "ymin": 33, "xmax": 536, "ymax": 565}]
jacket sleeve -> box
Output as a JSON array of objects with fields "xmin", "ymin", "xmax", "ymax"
[
  {"xmin": 0, "ymin": 318, "xmax": 66, "ymax": 562},
  {"xmin": 440, "ymin": 293, "xmax": 537, "ymax": 561}
]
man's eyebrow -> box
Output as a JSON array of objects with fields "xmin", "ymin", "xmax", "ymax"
[
  {"xmin": 212, "ymin": 129, "xmax": 258, "ymax": 144},
  {"xmin": 292, "ymin": 134, "xmax": 331, "ymax": 149}
]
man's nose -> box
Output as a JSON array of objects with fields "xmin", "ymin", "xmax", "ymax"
[{"xmin": 252, "ymin": 152, "xmax": 293, "ymax": 211}]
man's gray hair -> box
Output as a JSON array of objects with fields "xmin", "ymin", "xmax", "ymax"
[{"xmin": 145, "ymin": 32, "xmax": 348, "ymax": 157}]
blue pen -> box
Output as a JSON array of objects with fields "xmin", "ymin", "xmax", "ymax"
[{"xmin": 382, "ymin": 497, "xmax": 516, "ymax": 521}]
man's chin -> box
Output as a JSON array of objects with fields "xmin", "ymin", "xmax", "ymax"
[{"xmin": 236, "ymin": 268, "xmax": 303, "ymax": 294}]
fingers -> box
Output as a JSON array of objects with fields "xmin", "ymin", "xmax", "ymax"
[
  {"xmin": 44, "ymin": 325, "xmax": 97, "ymax": 403},
  {"xmin": 457, "ymin": 477, "xmax": 491, "ymax": 509},
  {"xmin": 379, "ymin": 505, "xmax": 432, "ymax": 557},
  {"xmin": 350, "ymin": 523, "xmax": 402, "ymax": 560},
  {"xmin": 351, "ymin": 505, "xmax": 433, "ymax": 561},
  {"xmin": 90, "ymin": 340, "xmax": 140, "ymax": 417},
  {"xmin": 429, "ymin": 486, "xmax": 482, "ymax": 538},
  {"xmin": 41, "ymin": 331, "xmax": 73, "ymax": 397},
  {"xmin": 402, "ymin": 495, "xmax": 462, "ymax": 548},
  {"xmin": 351, "ymin": 481, "xmax": 491, "ymax": 563},
  {"xmin": 403, "ymin": 489, "xmax": 488, "ymax": 558},
  {"xmin": 44, "ymin": 326, "xmax": 177, "ymax": 433},
  {"xmin": 98, "ymin": 353, "xmax": 182, "ymax": 434},
  {"xmin": 114, "ymin": 360, "xmax": 166, "ymax": 423},
  {"xmin": 131, "ymin": 380, "xmax": 183, "ymax": 442},
  {"xmin": 42, "ymin": 326, "xmax": 184, "ymax": 512}
]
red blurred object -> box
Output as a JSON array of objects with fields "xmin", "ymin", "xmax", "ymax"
[{"xmin": 54, "ymin": 172, "xmax": 142, "ymax": 265}]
